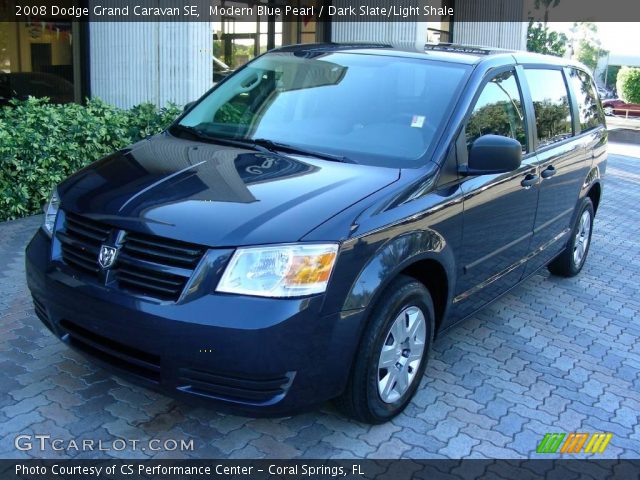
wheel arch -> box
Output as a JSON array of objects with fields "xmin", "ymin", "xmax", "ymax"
[
  {"xmin": 579, "ymin": 165, "xmax": 603, "ymax": 218},
  {"xmin": 587, "ymin": 181, "xmax": 602, "ymax": 214},
  {"xmin": 343, "ymin": 229, "xmax": 456, "ymax": 337}
]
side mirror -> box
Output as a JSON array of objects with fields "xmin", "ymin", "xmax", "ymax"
[
  {"xmin": 183, "ymin": 101, "xmax": 196, "ymax": 112},
  {"xmin": 459, "ymin": 134, "xmax": 522, "ymax": 176}
]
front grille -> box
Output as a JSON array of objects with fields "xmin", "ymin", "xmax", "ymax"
[
  {"xmin": 178, "ymin": 368, "xmax": 293, "ymax": 404},
  {"xmin": 58, "ymin": 212, "xmax": 110, "ymax": 277},
  {"xmin": 121, "ymin": 232, "xmax": 203, "ymax": 269},
  {"xmin": 57, "ymin": 211, "xmax": 205, "ymax": 302},
  {"xmin": 116, "ymin": 233, "xmax": 204, "ymax": 301},
  {"xmin": 60, "ymin": 319, "xmax": 161, "ymax": 382}
]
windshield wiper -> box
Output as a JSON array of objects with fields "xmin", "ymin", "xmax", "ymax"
[
  {"xmin": 252, "ymin": 138, "xmax": 355, "ymax": 164},
  {"xmin": 171, "ymin": 125, "xmax": 272, "ymax": 152},
  {"xmin": 171, "ymin": 126, "xmax": 354, "ymax": 163}
]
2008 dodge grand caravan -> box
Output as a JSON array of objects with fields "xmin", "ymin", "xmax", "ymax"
[{"xmin": 26, "ymin": 44, "xmax": 606, "ymax": 423}]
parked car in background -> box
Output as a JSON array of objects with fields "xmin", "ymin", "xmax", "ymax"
[
  {"xmin": 0, "ymin": 72, "xmax": 74, "ymax": 106},
  {"xmin": 26, "ymin": 44, "xmax": 606, "ymax": 423},
  {"xmin": 213, "ymin": 56, "xmax": 232, "ymax": 84},
  {"xmin": 602, "ymin": 98, "xmax": 640, "ymax": 117}
]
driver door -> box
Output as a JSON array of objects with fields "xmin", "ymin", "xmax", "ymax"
[{"xmin": 449, "ymin": 67, "xmax": 540, "ymax": 322}]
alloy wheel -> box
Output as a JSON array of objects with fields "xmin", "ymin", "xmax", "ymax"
[
  {"xmin": 377, "ymin": 306, "xmax": 426, "ymax": 404},
  {"xmin": 573, "ymin": 210, "xmax": 591, "ymax": 267}
]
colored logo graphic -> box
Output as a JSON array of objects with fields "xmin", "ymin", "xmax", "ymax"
[{"xmin": 537, "ymin": 433, "xmax": 613, "ymax": 454}]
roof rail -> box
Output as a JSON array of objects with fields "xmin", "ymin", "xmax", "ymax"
[
  {"xmin": 274, "ymin": 42, "xmax": 393, "ymax": 53},
  {"xmin": 424, "ymin": 42, "xmax": 514, "ymax": 55}
]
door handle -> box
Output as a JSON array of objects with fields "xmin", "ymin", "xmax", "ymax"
[
  {"xmin": 541, "ymin": 166, "xmax": 557, "ymax": 179},
  {"xmin": 521, "ymin": 174, "xmax": 539, "ymax": 188}
]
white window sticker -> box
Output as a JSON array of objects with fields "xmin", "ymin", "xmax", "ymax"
[{"xmin": 411, "ymin": 115, "xmax": 425, "ymax": 128}]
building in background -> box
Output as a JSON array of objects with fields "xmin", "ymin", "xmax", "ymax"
[{"xmin": 0, "ymin": 0, "xmax": 527, "ymax": 108}]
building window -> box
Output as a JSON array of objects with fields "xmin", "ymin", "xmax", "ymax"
[
  {"xmin": 0, "ymin": 21, "xmax": 80, "ymax": 106},
  {"xmin": 426, "ymin": 0, "xmax": 453, "ymax": 43}
]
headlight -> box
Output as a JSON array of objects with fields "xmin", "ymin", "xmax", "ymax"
[
  {"xmin": 42, "ymin": 187, "xmax": 60, "ymax": 237},
  {"xmin": 216, "ymin": 243, "xmax": 339, "ymax": 298}
]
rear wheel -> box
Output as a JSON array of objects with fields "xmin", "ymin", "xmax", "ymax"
[
  {"xmin": 548, "ymin": 197, "xmax": 594, "ymax": 277},
  {"xmin": 336, "ymin": 275, "xmax": 434, "ymax": 423},
  {"xmin": 603, "ymin": 106, "xmax": 614, "ymax": 116}
]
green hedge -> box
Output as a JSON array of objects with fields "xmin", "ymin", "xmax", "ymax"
[
  {"xmin": 0, "ymin": 97, "xmax": 181, "ymax": 222},
  {"xmin": 617, "ymin": 66, "xmax": 640, "ymax": 104}
]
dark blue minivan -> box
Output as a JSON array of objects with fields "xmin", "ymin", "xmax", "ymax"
[{"xmin": 26, "ymin": 44, "xmax": 606, "ymax": 423}]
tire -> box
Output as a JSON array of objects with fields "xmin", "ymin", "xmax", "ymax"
[
  {"xmin": 603, "ymin": 106, "xmax": 614, "ymax": 116},
  {"xmin": 548, "ymin": 197, "xmax": 594, "ymax": 277},
  {"xmin": 336, "ymin": 275, "xmax": 435, "ymax": 424}
]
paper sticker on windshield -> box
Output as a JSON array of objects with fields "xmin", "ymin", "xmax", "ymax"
[{"xmin": 411, "ymin": 115, "xmax": 425, "ymax": 128}]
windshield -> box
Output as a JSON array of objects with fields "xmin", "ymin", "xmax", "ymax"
[{"xmin": 179, "ymin": 51, "xmax": 470, "ymax": 167}]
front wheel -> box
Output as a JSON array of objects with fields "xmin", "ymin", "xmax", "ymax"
[
  {"xmin": 603, "ymin": 106, "xmax": 614, "ymax": 116},
  {"xmin": 336, "ymin": 275, "xmax": 434, "ymax": 423},
  {"xmin": 548, "ymin": 197, "xmax": 594, "ymax": 277}
]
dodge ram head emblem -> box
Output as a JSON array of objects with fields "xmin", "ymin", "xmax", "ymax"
[{"xmin": 98, "ymin": 245, "xmax": 118, "ymax": 269}]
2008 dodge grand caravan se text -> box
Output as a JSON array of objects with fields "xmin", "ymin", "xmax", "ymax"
[{"xmin": 26, "ymin": 44, "xmax": 606, "ymax": 423}]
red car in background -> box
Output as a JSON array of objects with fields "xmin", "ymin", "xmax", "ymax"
[{"xmin": 602, "ymin": 98, "xmax": 640, "ymax": 117}]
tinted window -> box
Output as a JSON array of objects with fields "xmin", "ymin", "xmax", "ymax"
[
  {"xmin": 569, "ymin": 69, "xmax": 603, "ymax": 131},
  {"xmin": 466, "ymin": 70, "xmax": 527, "ymax": 151},
  {"xmin": 180, "ymin": 52, "xmax": 470, "ymax": 167},
  {"xmin": 524, "ymin": 69, "xmax": 573, "ymax": 147}
]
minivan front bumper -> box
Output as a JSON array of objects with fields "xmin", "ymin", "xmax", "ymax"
[{"xmin": 25, "ymin": 229, "xmax": 363, "ymax": 415}]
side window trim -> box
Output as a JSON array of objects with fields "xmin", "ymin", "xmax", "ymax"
[
  {"xmin": 462, "ymin": 65, "xmax": 530, "ymax": 157},
  {"xmin": 515, "ymin": 65, "xmax": 537, "ymax": 154},
  {"xmin": 564, "ymin": 66, "xmax": 582, "ymax": 137}
]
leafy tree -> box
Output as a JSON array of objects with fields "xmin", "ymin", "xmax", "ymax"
[
  {"xmin": 576, "ymin": 39, "xmax": 604, "ymax": 72},
  {"xmin": 568, "ymin": 22, "xmax": 608, "ymax": 73},
  {"xmin": 527, "ymin": 21, "xmax": 568, "ymax": 57},
  {"xmin": 617, "ymin": 67, "xmax": 640, "ymax": 104}
]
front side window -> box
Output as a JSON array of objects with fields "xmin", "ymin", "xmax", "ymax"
[
  {"xmin": 179, "ymin": 52, "xmax": 470, "ymax": 167},
  {"xmin": 568, "ymin": 68, "xmax": 604, "ymax": 132},
  {"xmin": 524, "ymin": 68, "xmax": 573, "ymax": 148},
  {"xmin": 465, "ymin": 70, "xmax": 527, "ymax": 151}
]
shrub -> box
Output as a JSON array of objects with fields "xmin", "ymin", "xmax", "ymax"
[
  {"xmin": 617, "ymin": 66, "xmax": 640, "ymax": 104},
  {"xmin": 0, "ymin": 98, "xmax": 180, "ymax": 221}
]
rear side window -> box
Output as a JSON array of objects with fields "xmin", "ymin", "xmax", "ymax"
[
  {"xmin": 465, "ymin": 69, "xmax": 527, "ymax": 151},
  {"xmin": 524, "ymin": 69, "xmax": 573, "ymax": 148},
  {"xmin": 568, "ymin": 68, "xmax": 604, "ymax": 131}
]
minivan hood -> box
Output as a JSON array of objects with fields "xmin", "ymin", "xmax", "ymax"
[{"xmin": 59, "ymin": 134, "xmax": 400, "ymax": 246}]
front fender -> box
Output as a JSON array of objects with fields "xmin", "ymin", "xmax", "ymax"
[{"xmin": 341, "ymin": 229, "xmax": 456, "ymax": 313}]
